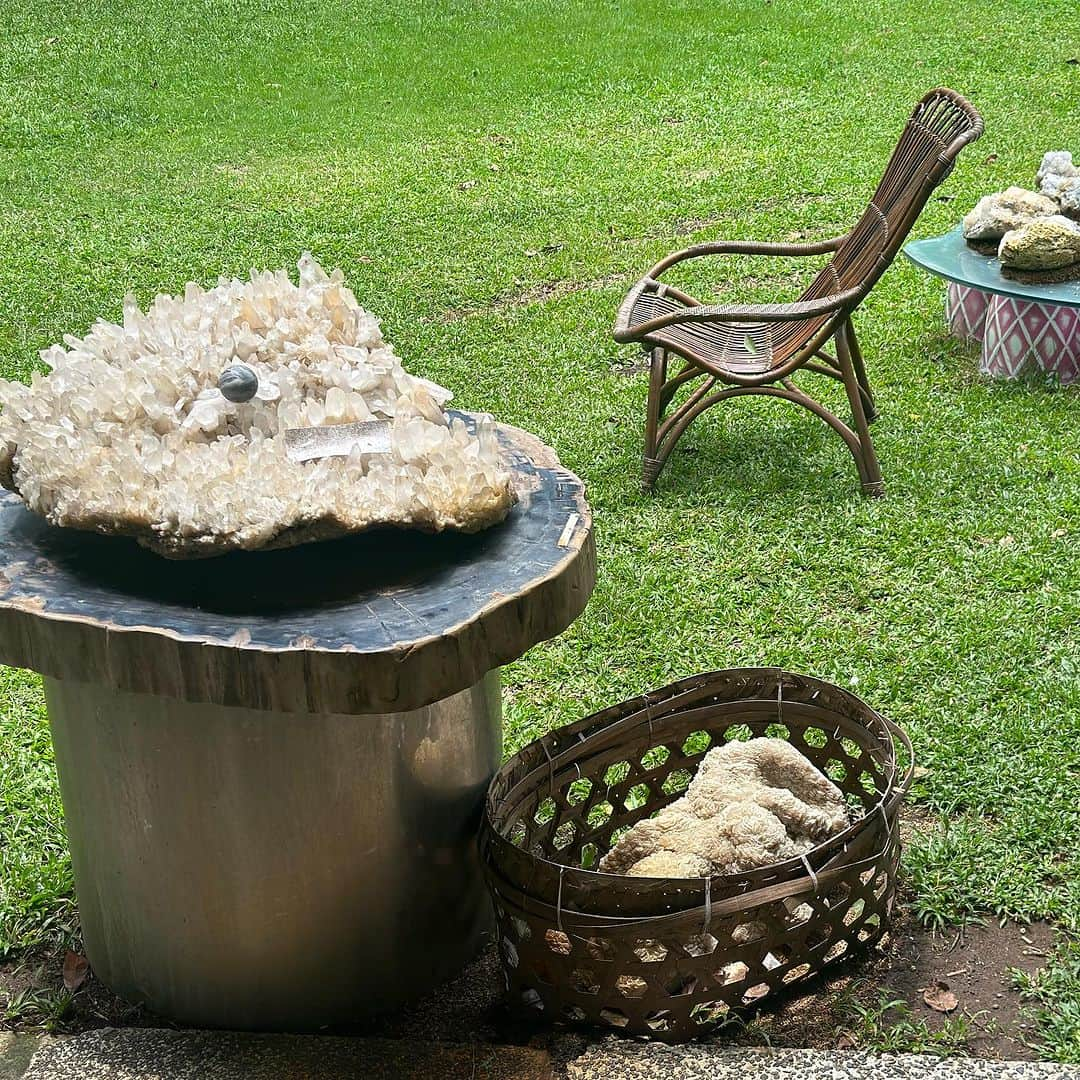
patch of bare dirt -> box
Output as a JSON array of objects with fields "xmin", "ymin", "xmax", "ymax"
[
  {"xmin": 0, "ymin": 946, "xmax": 164, "ymax": 1034},
  {"xmin": 874, "ymin": 914, "xmax": 1051, "ymax": 1058},
  {"xmin": 741, "ymin": 909, "xmax": 1052, "ymax": 1059}
]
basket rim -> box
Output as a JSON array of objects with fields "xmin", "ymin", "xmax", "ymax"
[
  {"xmin": 484, "ymin": 820, "xmax": 893, "ymax": 933},
  {"xmin": 482, "ymin": 667, "xmax": 913, "ymax": 890}
]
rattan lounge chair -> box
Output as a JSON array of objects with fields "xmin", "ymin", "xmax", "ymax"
[{"xmin": 614, "ymin": 88, "xmax": 983, "ymax": 495}]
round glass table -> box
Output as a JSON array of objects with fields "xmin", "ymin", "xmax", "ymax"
[{"xmin": 905, "ymin": 225, "xmax": 1080, "ymax": 383}]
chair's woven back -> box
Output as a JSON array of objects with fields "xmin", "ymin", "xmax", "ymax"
[{"xmin": 807, "ymin": 89, "xmax": 983, "ymax": 305}]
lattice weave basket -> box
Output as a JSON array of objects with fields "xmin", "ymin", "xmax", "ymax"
[{"xmin": 480, "ymin": 669, "xmax": 912, "ymax": 1041}]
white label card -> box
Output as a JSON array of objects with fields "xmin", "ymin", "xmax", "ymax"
[{"xmin": 284, "ymin": 421, "xmax": 393, "ymax": 463}]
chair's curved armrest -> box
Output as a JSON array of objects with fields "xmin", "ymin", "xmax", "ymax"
[
  {"xmin": 615, "ymin": 284, "xmax": 862, "ymax": 343},
  {"xmin": 649, "ymin": 234, "xmax": 848, "ymax": 279}
]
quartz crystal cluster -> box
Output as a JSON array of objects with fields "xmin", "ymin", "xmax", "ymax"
[
  {"xmin": 0, "ymin": 255, "xmax": 515, "ymax": 557},
  {"xmin": 962, "ymin": 151, "xmax": 1080, "ymax": 273}
]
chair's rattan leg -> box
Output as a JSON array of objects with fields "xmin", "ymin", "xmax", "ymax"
[
  {"xmin": 643, "ymin": 347, "xmax": 667, "ymax": 491},
  {"xmin": 658, "ymin": 359, "xmax": 704, "ymax": 413},
  {"xmin": 845, "ymin": 318, "xmax": 877, "ymax": 423},
  {"xmin": 837, "ymin": 324, "xmax": 884, "ymax": 496},
  {"xmin": 642, "ymin": 456, "xmax": 663, "ymax": 490}
]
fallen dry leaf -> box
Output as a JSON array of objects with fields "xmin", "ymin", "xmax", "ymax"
[
  {"xmin": 923, "ymin": 980, "xmax": 958, "ymax": 1013},
  {"xmin": 63, "ymin": 949, "xmax": 90, "ymax": 992}
]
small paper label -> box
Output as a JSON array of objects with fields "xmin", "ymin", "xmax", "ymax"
[
  {"xmin": 284, "ymin": 421, "xmax": 392, "ymax": 463},
  {"xmin": 557, "ymin": 513, "xmax": 580, "ymax": 548}
]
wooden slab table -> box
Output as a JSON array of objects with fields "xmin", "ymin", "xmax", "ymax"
[{"xmin": 0, "ymin": 418, "xmax": 594, "ymax": 1030}]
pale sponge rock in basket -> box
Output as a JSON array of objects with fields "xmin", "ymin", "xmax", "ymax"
[
  {"xmin": 598, "ymin": 737, "xmax": 850, "ymax": 879},
  {"xmin": 0, "ymin": 255, "xmax": 516, "ymax": 558}
]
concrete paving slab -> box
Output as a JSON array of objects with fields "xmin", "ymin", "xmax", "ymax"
[
  {"xmin": 568, "ymin": 1042, "xmax": 1080, "ymax": 1080},
  {"xmin": 21, "ymin": 1028, "xmax": 554, "ymax": 1080},
  {"xmin": 20, "ymin": 1026, "xmax": 1080, "ymax": 1080},
  {"xmin": 0, "ymin": 1034, "xmax": 45, "ymax": 1080}
]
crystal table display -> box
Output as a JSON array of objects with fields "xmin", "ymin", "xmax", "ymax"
[
  {"xmin": 905, "ymin": 225, "xmax": 1080, "ymax": 383},
  {"xmin": 0, "ymin": 420, "xmax": 594, "ymax": 1030}
]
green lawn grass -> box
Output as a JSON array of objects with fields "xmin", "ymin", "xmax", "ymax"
[{"xmin": 2, "ymin": 0, "xmax": 1079, "ymax": 1060}]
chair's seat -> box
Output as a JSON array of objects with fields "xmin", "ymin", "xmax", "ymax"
[{"xmin": 627, "ymin": 287, "xmax": 828, "ymax": 378}]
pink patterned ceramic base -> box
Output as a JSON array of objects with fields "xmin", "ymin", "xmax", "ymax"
[
  {"xmin": 944, "ymin": 285, "xmax": 1080, "ymax": 384},
  {"xmin": 945, "ymin": 282, "xmax": 989, "ymax": 343},
  {"xmin": 982, "ymin": 297, "xmax": 1080, "ymax": 383}
]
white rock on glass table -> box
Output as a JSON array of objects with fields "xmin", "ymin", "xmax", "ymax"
[
  {"xmin": 1036, "ymin": 150, "xmax": 1079, "ymax": 199},
  {"xmin": 1058, "ymin": 178, "xmax": 1080, "ymax": 220},
  {"xmin": 962, "ymin": 186, "xmax": 1059, "ymax": 241},
  {"xmin": 0, "ymin": 255, "xmax": 516, "ymax": 557}
]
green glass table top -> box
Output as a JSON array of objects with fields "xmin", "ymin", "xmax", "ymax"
[{"xmin": 904, "ymin": 225, "xmax": 1080, "ymax": 307}]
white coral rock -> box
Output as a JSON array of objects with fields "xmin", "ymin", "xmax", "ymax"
[
  {"xmin": 623, "ymin": 851, "xmax": 713, "ymax": 879},
  {"xmin": 684, "ymin": 736, "xmax": 849, "ymax": 840},
  {"xmin": 598, "ymin": 737, "xmax": 849, "ymax": 879},
  {"xmin": 998, "ymin": 215, "xmax": 1080, "ymax": 271},
  {"xmin": 962, "ymin": 187, "xmax": 1059, "ymax": 241},
  {"xmin": 0, "ymin": 255, "xmax": 516, "ymax": 557}
]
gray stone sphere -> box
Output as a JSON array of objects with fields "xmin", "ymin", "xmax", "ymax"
[{"xmin": 218, "ymin": 364, "xmax": 259, "ymax": 403}]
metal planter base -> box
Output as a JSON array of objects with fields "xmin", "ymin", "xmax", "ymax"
[{"xmin": 45, "ymin": 672, "xmax": 502, "ymax": 1031}]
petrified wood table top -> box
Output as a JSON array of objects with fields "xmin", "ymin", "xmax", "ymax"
[{"xmin": 0, "ymin": 419, "xmax": 594, "ymax": 715}]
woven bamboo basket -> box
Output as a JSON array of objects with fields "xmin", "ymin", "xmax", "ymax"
[{"xmin": 480, "ymin": 668, "xmax": 912, "ymax": 1041}]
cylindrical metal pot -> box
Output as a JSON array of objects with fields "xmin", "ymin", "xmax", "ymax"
[{"xmin": 45, "ymin": 672, "xmax": 502, "ymax": 1031}]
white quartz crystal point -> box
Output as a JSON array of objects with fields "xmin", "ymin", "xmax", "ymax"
[
  {"xmin": 416, "ymin": 378, "xmax": 453, "ymax": 406},
  {"xmin": 962, "ymin": 187, "xmax": 1059, "ymax": 241},
  {"xmin": 0, "ymin": 255, "xmax": 516, "ymax": 557},
  {"xmin": 998, "ymin": 215, "xmax": 1080, "ymax": 271},
  {"xmin": 1036, "ymin": 151, "xmax": 1079, "ymax": 198}
]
